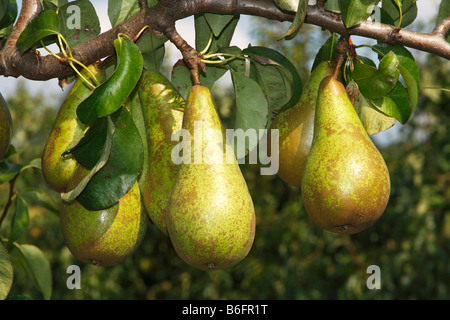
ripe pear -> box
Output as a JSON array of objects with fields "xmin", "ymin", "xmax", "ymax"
[
  {"xmin": 269, "ymin": 61, "xmax": 334, "ymax": 187},
  {"xmin": 0, "ymin": 92, "xmax": 12, "ymax": 161},
  {"xmin": 301, "ymin": 76, "xmax": 391, "ymax": 234},
  {"xmin": 138, "ymin": 71, "xmax": 184, "ymax": 234},
  {"xmin": 42, "ymin": 64, "xmax": 105, "ymax": 192},
  {"xmin": 60, "ymin": 165, "xmax": 147, "ymax": 267},
  {"xmin": 166, "ymin": 85, "xmax": 256, "ymax": 271}
]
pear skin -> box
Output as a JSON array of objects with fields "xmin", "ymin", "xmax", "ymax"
[
  {"xmin": 138, "ymin": 71, "xmax": 184, "ymax": 234},
  {"xmin": 0, "ymin": 92, "xmax": 12, "ymax": 161},
  {"xmin": 301, "ymin": 76, "xmax": 391, "ymax": 234},
  {"xmin": 166, "ymin": 85, "xmax": 256, "ymax": 271},
  {"xmin": 269, "ymin": 61, "xmax": 335, "ymax": 187},
  {"xmin": 60, "ymin": 166, "xmax": 147, "ymax": 267},
  {"xmin": 42, "ymin": 64, "xmax": 105, "ymax": 192}
]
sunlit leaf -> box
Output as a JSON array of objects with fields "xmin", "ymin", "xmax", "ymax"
[
  {"xmin": 351, "ymin": 51, "xmax": 400, "ymax": 100},
  {"xmin": 232, "ymin": 72, "xmax": 269, "ymax": 159},
  {"xmin": 0, "ymin": 241, "xmax": 13, "ymax": 300},
  {"xmin": 12, "ymin": 243, "xmax": 52, "ymax": 300}
]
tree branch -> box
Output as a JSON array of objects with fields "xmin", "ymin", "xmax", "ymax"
[{"xmin": 1, "ymin": 1, "xmax": 449, "ymax": 81}]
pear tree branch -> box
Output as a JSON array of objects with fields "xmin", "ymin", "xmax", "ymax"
[{"xmin": 0, "ymin": 0, "xmax": 449, "ymax": 81}]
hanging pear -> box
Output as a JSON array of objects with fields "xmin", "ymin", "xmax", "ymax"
[
  {"xmin": 0, "ymin": 92, "xmax": 12, "ymax": 161},
  {"xmin": 60, "ymin": 165, "xmax": 147, "ymax": 267},
  {"xmin": 138, "ymin": 71, "xmax": 184, "ymax": 234},
  {"xmin": 269, "ymin": 61, "xmax": 334, "ymax": 186},
  {"xmin": 301, "ymin": 76, "xmax": 390, "ymax": 234},
  {"xmin": 42, "ymin": 64, "xmax": 105, "ymax": 192},
  {"xmin": 166, "ymin": 85, "xmax": 255, "ymax": 271}
]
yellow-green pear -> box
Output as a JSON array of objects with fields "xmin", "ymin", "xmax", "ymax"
[
  {"xmin": 60, "ymin": 165, "xmax": 147, "ymax": 267},
  {"xmin": 301, "ymin": 76, "xmax": 391, "ymax": 234},
  {"xmin": 138, "ymin": 71, "xmax": 184, "ymax": 234},
  {"xmin": 0, "ymin": 92, "xmax": 12, "ymax": 161},
  {"xmin": 166, "ymin": 85, "xmax": 255, "ymax": 271},
  {"xmin": 42, "ymin": 64, "xmax": 105, "ymax": 192},
  {"xmin": 269, "ymin": 61, "xmax": 334, "ymax": 186}
]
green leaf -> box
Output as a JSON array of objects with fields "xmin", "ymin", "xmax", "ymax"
[
  {"xmin": 351, "ymin": 51, "xmax": 400, "ymax": 100},
  {"xmin": 384, "ymin": 80, "xmax": 412, "ymax": 124},
  {"xmin": 280, "ymin": 0, "xmax": 308, "ymax": 40},
  {"xmin": 137, "ymin": 31, "xmax": 168, "ymax": 72},
  {"xmin": 171, "ymin": 63, "xmax": 194, "ymax": 100},
  {"xmin": 61, "ymin": 115, "xmax": 116, "ymax": 203},
  {"xmin": 381, "ymin": 0, "xmax": 417, "ymax": 28},
  {"xmin": 324, "ymin": 0, "xmax": 341, "ymax": 12},
  {"xmin": 194, "ymin": 14, "xmax": 239, "ymax": 53},
  {"xmin": 0, "ymin": 161, "xmax": 22, "ymax": 185},
  {"xmin": 232, "ymin": 72, "xmax": 269, "ymax": 159},
  {"xmin": 249, "ymin": 61, "xmax": 293, "ymax": 114},
  {"xmin": 373, "ymin": 43, "xmax": 420, "ymax": 90},
  {"xmin": 69, "ymin": 116, "xmax": 109, "ymax": 169},
  {"xmin": 20, "ymin": 188, "xmax": 60, "ymax": 216},
  {"xmin": 370, "ymin": 94, "xmax": 403, "ymax": 122},
  {"xmin": 12, "ymin": 243, "xmax": 52, "ymax": 300},
  {"xmin": 398, "ymin": 64, "xmax": 418, "ymax": 112},
  {"xmin": 9, "ymin": 194, "xmax": 30, "ymax": 244},
  {"xmin": 58, "ymin": 0, "xmax": 101, "ymax": 48},
  {"xmin": 204, "ymin": 13, "xmax": 236, "ymax": 37},
  {"xmin": 0, "ymin": 241, "xmax": 13, "ymax": 300},
  {"xmin": 0, "ymin": 0, "xmax": 17, "ymax": 30},
  {"xmin": 76, "ymin": 107, "xmax": 144, "ymax": 211},
  {"xmin": 171, "ymin": 61, "xmax": 226, "ymax": 100},
  {"xmin": 108, "ymin": 0, "xmax": 139, "ymax": 27},
  {"xmin": 340, "ymin": 0, "xmax": 379, "ymax": 27},
  {"xmin": 273, "ymin": 0, "xmax": 301, "ymax": 11},
  {"xmin": 128, "ymin": 89, "xmax": 148, "ymax": 194},
  {"xmin": 16, "ymin": 10, "xmax": 61, "ymax": 55},
  {"xmin": 76, "ymin": 36, "xmax": 143, "ymax": 124},
  {"xmin": 311, "ymin": 34, "xmax": 339, "ymax": 71},
  {"xmin": 372, "ymin": 43, "xmax": 420, "ymax": 120},
  {"xmin": 242, "ymin": 46, "xmax": 302, "ymax": 111},
  {"xmin": 347, "ymin": 80, "xmax": 396, "ymax": 135},
  {"xmin": 220, "ymin": 46, "xmax": 246, "ymax": 75},
  {"xmin": 43, "ymin": 0, "xmax": 68, "ymax": 7},
  {"xmin": 437, "ymin": 0, "xmax": 450, "ymax": 41}
]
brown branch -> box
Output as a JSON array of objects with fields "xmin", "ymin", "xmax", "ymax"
[
  {"xmin": 1, "ymin": 1, "xmax": 449, "ymax": 81},
  {"xmin": 0, "ymin": 0, "xmax": 41, "ymax": 77}
]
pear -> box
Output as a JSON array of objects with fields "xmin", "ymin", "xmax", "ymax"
[
  {"xmin": 60, "ymin": 165, "xmax": 147, "ymax": 267},
  {"xmin": 269, "ymin": 61, "xmax": 334, "ymax": 186},
  {"xmin": 42, "ymin": 64, "xmax": 105, "ymax": 192},
  {"xmin": 301, "ymin": 76, "xmax": 390, "ymax": 234},
  {"xmin": 138, "ymin": 71, "xmax": 184, "ymax": 234},
  {"xmin": 166, "ymin": 85, "xmax": 256, "ymax": 271},
  {"xmin": 0, "ymin": 92, "xmax": 12, "ymax": 161}
]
